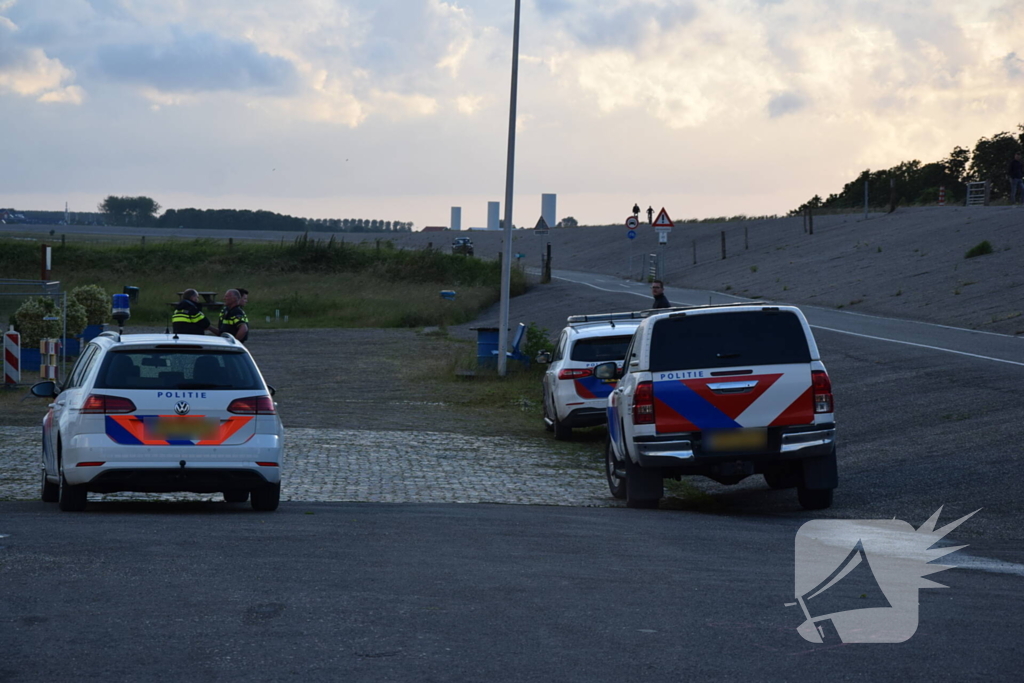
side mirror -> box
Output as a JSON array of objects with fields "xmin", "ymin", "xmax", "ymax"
[
  {"xmin": 31, "ymin": 381, "xmax": 58, "ymax": 398},
  {"xmin": 535, "ymin": 351, "xmax": 552, "ymax": 364},
  {"xmin": 593, "ymin": 362, "xmax": 619, "ymax": 380}
]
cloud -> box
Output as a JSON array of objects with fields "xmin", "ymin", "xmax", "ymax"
[
  {"xmin": 1003, "ymin": 52, "xmax": 1024, "ymax": 80},
  {"xmin": 96, "ymin": 29, "xmax": 299, "ymax": 94},
  {"xmin": 767, "ymin": 90, "xmax": 806, "ymax": 118},
  {"xmin": 0, "ymin": 16, "xmax": 81, "ymax": 102}
]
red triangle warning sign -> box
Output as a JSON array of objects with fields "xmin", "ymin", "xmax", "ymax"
[{"xmin": 652, "ymin": 207, "xmax": 674, "ymax": 228}]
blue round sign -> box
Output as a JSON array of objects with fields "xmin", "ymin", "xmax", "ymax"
[{"xmin": 627, "ymin": 230, "xmax": 636, "ymax": 240}]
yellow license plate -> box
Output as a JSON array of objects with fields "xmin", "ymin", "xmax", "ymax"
[
  {"xmin": 704, "ymin": 428, "xmax": 767, "ymax": 453},
  {"xmin": 148, "ymin": 416, "xmax": 219, "ymax": 440}
]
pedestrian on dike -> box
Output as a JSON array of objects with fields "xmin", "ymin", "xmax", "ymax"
[
  {"xmin": 1008, "ymin": 152, "xmax": 1023, "ymax": 207},
  {"xmin": 651, "ymin": 280, "xmax": 671, "ymax": 309},
  {"xmin": 218, "ymin": 289, "xmax": 249, "ymax": 343},
  {"xmin": 171, "ymin": 288, "xmax": 211, "ymax": 336}
]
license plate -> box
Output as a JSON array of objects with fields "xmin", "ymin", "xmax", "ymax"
[
  {"xmin": 147, "ymin": 416, "xmax": 219, "ymax": 440},
  {"xmin": 704, "ymin": 428, "xmax": 767, "ymax": 453}
]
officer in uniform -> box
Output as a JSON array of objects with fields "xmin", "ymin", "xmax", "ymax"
[
  {"xmin": 218, "ymin": 288, "xmax": 249, "ymax": 343},
  {"xmin": 171, "ymin": 288, "xmax": 211, "ymax": 336}
]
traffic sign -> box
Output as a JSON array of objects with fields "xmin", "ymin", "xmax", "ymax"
[
  {"xmin": 625, "ymin": 216, "xmax": 639, "ymax": 229},
  {"xmin": 627, "ymin": 230, "xmax": 636, "ymax": 240},
  {"xmin": 652, "ymin": 207, "xmax": 674, "ymax": 228},
  {"xmin": 658, "ymin": 231, "xmax": 668, "ymax": 245},
  {"xmin": 534, "ymin": 216, "xmax": 549, "ymax": 231}
]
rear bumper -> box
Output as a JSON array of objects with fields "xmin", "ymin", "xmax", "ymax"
[
  {"xmin": 560, "ymin": 407, "xmax": 607, "ymax": 428},
  {"xmin": 634, "ymin": 426, "xmax": 835, "ymax": 469},
  {"xmin": 75, "ymin": 465, "xmax": 277, "ymax": 493}
]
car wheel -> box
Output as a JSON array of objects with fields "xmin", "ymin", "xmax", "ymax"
[
  {"xmin": 605, "ymin": 440, "xmax": 626, "ymax": 499},
  {"xmin": 542, "ymin": 389, "xmax": 554, "ymax": 432},
  {"xmin": 223, "ymin": 490, "xmax": 249, "ymax": 503},
  {"xmin": 41, "ymin": 469, "xmax": 59, "ymax": 503},
  {"xmin": 552, "ymin": 415, "xmax": 573, "ymax": 441},
  {"xmin": 58, "ymin": 469, "xmax": 88, "ymax": 512},
  {"xmin": 251, "ymin": 483, "xmax": 280, "ymax": 512},
  {"xmin": 797, "ymin": 486, "xmax": 834, "ymax": 511},
  {"xmin": 763, "ymin": 465, "xmax": 799, "ymax": 490},
  {"xmin": 625, "ymin": 456, "xmax": 662, "ymax": 509}
]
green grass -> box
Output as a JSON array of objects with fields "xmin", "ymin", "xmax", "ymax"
[
  {"xmin": 965, "ymin": 240, "xmax": 994, "ymax": 259},
  {"xmin": 1, "ymin": 237, "xmax": 527, "ymax": 328}
]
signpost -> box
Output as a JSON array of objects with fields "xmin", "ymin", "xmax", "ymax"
[
  {"xmin": 534, "ymin": 215, "xmax": 549, "ymax": 234},
  {"xmin": 651, "ymin": 207, "xmax": 673, "ymax": 279},
  {"xmin": 626, "ymin": 216, "xmax": 639, "ymax": 229},
  {"xmin": 627, "ymin": 230, "xmax": 636, "ymax": 240}
]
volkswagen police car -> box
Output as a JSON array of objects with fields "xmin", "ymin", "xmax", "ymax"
[
  {"xmin": 598, "ymin": 303, "xmax": 837, "ymax": 510},
  {"xmin": 538, "ymin": 312, "xmax": 642, "ymax": 440},
  {"xmin": 32, "ymin": 331, "xmax": 284, "ymax": 512}
]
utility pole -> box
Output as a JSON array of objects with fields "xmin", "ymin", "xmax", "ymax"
[{"xmin": 497, "ymin": 0, "xmax": 521, "ymax": 377}]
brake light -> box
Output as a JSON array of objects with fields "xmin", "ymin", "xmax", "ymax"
[
  {"xmin": 81, "ymin": 394, "xmax": 136, "ymax": 414},
  {"xmin": 227, "ymin": 396, "xmax": 276, "ymax": 415},
  {"xmin": 633, "ymin": 381, "xmax": 655, "ymax": 424},
  {"xmin": 76, "ymin": 462, "xmax": 106, "ymax": 467},
  {"xmin": 558, "ymin": 368, "xmax": 593, "ymax": 380},
  {"xmin": 812, "ymin": 370, "xmax": 833, "ymax": 414}
]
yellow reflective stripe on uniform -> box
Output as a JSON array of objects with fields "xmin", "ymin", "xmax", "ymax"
[{"xmin": 172, "ymin": 312, "xmax": 205, "ymax": 322}]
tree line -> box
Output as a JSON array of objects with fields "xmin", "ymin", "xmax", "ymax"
[
  {"xmin": 95, "ymin": 196, "xmax": 414, "ymax": 232},
  {"xmin": 793, "ymin": 123, "xmax": 1024, "ymax": 213}
]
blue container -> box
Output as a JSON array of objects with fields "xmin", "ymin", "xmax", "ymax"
[
  {"xmin": 474, "ymin": 327, "xmax": 500, "ymax": 369},
  {"xmin": 62, "ymin": 337, "xmax": 80, "ymax": 356},
  {"xmin": 440, "ymin": 290, "xmax": 456, "ymax": 301},
  {"xmin": 20, "ymin": 348, "xmax": 41, "ymax": 373},
  {"xmin": 82, "ymin": 324, "xmax": 107, "ymax": 342}
]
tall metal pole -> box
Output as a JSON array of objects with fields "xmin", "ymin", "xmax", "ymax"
[{"xmin": 497, "ymin": 0, "xmax": 521, "ymax": 377}]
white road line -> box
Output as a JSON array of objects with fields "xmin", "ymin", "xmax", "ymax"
[
  {"xmin": 953, "ymin": 554, "xmax": 1024, "ymax": 578},
  {"xmin": 811, "ymin": 326, "xmax": 1024, "ymax": 367}
]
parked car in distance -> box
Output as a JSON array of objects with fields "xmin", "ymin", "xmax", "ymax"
[
  {"xmin": 600, "ymin": 304, "xmax": 836, "ymax": 510},
  {"xmin": 537, "ymin": 312, "xmax": 642, "ymax": 440},
  {"xmin": 32, "ymin": 331, "xmax": 284, "ymax": 512},
  {"xmin": 452, "ymin": 236, "xmax": 474, "ymax": 256}
]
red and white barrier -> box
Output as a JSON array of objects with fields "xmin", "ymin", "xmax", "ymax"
[
  {"xmin": 3, "ymin": 330, "xmax": 20, "ymax": 385},
  {"xmin": 939, "ymin": 185, "xmax": 946, "ymax": 206},
  {"xmin": 40, "ymin": 338, "xmax": 58, "ymax": 380}
]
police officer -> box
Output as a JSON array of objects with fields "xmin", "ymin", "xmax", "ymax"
[
  {"xmin": 171, "ymin": 288, "xmax": 211, "ymax": 336},
  {"xmin": 218, "ymin": 288, "xmax": 249, "ymax": 343}
]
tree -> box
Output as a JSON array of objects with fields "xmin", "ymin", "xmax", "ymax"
[
  {"xmin": 98, "ymin": 196, "xmax": 161, "ymax": 226},
  {"xmin": 558, "ymin": 216, "xmax": 578, "ymax": 228},
  {"xmin": 968, "ymin": 131, "xmax": 1022, "ymax": 199},
  {"xmin": 942, "ymin": 146, "xmax": 971, "ymax": 185}
]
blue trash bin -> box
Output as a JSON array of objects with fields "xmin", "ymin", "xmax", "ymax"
[{"xmin": 472, "ymin": 327, "xmax": 500, "ymax": 369}]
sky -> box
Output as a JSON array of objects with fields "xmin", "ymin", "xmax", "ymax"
[{"xmin": 2, "ymin": 0, "xmax": 1023, "ymax": 229}]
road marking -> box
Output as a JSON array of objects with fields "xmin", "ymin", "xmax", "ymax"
[
  {"xmin": 811, "ymin": 326, "xmax": 1024, "ymax": 367},
  {"xmin": 953, "ymin": 554, "xmax": 1024, "ymax": 578}
]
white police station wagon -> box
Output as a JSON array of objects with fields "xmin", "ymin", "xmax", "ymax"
[
  {"xmin": 538, "ymin": 312, "xmax": 642, "ymax": 440},
  {"xmin": 32, "ymin": 332, "xmax": 284, "ymax": 512}
]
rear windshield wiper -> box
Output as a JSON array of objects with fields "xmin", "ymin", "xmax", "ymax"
[{"xmin": 176, "ymin": 383, "xmax": 233, "ymax": 389}]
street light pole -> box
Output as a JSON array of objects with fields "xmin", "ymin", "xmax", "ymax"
[{"xmin": 497, "ymin": 0, "xmax": 521, "ymax": 377}]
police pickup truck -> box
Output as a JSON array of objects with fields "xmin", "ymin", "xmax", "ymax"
[{"xmin": 597, "ymin": 304, "xmax": 837, "ymax": 510}]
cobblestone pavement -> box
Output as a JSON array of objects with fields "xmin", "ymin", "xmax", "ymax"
[{"xmin": 0, "ymin": 426, "xmax": 618, "ymax": 507}]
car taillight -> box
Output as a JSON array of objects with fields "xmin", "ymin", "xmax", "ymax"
[
  {"xmin": 812, "ymin": 370, "xmax": 834, "ymax": 414},
  {"xmin": 558, "ymin": 368, "xmax": 593, "ymax": 380},
  {"xmin": 227, "ymin": 396, "xmax": 276, "ymax": 415},
  {"xmin": 81, "ymin": 394, "xmax": 136, "ymax": 414},
  {"xmin": 633, "ymin": 381, "xmax": 655, "ymax": 424}
]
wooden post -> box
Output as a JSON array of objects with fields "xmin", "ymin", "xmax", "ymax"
[
  {"xmin": 720, "ymin": 231, "xmax": 726, "ymax": 260},
  {"xmin": 141, "ymin": 235, "xmax": 145, "ymax": 247},
  {"xmin": 692, "ymin": 239, "xmax": 696, "ymax": 265},
  {"xmin": 744, "ymin": 226, "xmax": 748, "ymax": 250},
  {"xmin": 803, "ymin": 209, "xmax": 808, "ymax": 234},
  {"xmin": 228, "ymin": 237, "xmax": 233, "ymax": 250},
  {"xmin": 808, "ymin": 207, "xmax": 814, "ymax": 235},
  {"xmin": 543, "ymin": 242, "xmax": 552, "ymax": 283},
  {"xmin": 888, "ymin": 178, "xmax": 896, "ymax": 213},
  {"xmin": 61, "ymin": 234, "xmax": 66, "ymax": 247}
]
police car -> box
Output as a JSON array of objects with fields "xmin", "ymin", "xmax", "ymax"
[
  {"xmin": 597, "ymin": 304, "xmax": 836, "ymax": 510},
  {"xmin": 32, "ymin": 332, "xmax": 284, "ymax": 512},
  {"xmin": 537, "ymin": 312, "xmax": 642, "ymax": 440}
]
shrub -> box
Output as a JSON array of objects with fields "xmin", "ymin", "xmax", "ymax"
[
  {"xmin": 523, "ymin": 322, "xmax": 554, "ymax": 359},
  {"xmin": 14, "ymin": 297, "xmax": 88, "ymax": 348},
  {"xmin": 70, "ymin": 285, "xmax": 109, "ymax": 325},
  {"xmin": 965, "ymin": 240, "xmax": 994, "ymax": 259}
]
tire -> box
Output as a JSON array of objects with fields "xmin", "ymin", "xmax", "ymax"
[
  {"xmin": 552, "ymin": 415, "xmax": 573, "ymax": 441},
  {"xmin": 625, "ymin": 456, "xmax": 662, "ymax": 509},
  {"xmin": 605, "ymin": 440, "xmax": 626, "ymax": 499},
  {"xmin": 58, "ymin": 470, "xmax": 88, "ymax": 512},
  {"xmin": 798, "ymin": 486, "xmax": 834, "ymax": 511},
  {"xmin": 223, "ymin": 490, "xmax": 249, "ymax": 503},
  {"xmin": 763, "ymin": 466, "xmax": 798, "ymax": 490},
  {"xmin": 251, "ymin": 483, "xmax": 280, "ymax": 512},
  {"xmin": 542, "ymin": 390, "xmax": 554, "ymax": 432},
  {"xmin": 41, "ymin": 469, "xmax": 59, "ymax": 503}
]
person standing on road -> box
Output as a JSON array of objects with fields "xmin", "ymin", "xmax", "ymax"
[
  {"xmin": 1008, "ymin": 152, "xmax": 1023, "ymax": 207},
  {"xmin": 218, "ymin": 289, "xmax": 249, "ymax": 343},
  {"xmin": 651, "ymin": 280, "xmax": 671, "ymax": 309},
  {"xmin": 171, "ymin": 288, "xmax": 211, "ymax": 336}
]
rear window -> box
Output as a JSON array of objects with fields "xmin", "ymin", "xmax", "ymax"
[
  {"xmin": 570, "ymin": 335, "xmax": 634, "ymax": 363},
  {"xmin": 94, "ymin": 350, "xmax": 264, "ymax": 390},
  {"xmin": 649, "ymin": 311, "xmax": 811, "ymax": 372}
]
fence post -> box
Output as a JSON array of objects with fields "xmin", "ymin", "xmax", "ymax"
[
  {"xmin": 744, "ymin": 226, "xmax": 748, "ymax": 250},
  {"xmin": 228, "ymin": 237, "xmax": 233, "ymax": 250},
  {"xmin": 543, "ymin": 242, "xmax": 551, "ymax": 283},
  {"xmin": 889, "ymin": 178, "xmax": 896, "ymax": 213},
  {"xmin": 864, "ymin": 180, "xmax": 869, "ymax": 220},
  {"xmin": 692, "ymin": 239, "xmax": 696, "ymax": 265},
  {"xmin": 720, "ymin": 231, "xmax": 726, "ymax": 260},
  {"xmin": 984, "ymin": 181, "xmax": 991, "ymax": 206},
  {"xmin": 808, "ymin": 207, "xmax": 814, "ymax": 235}
]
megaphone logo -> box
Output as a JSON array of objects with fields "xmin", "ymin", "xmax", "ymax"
[{"xmin": 788, "ymin": 507, "xmax": 978, "ymax": 644}]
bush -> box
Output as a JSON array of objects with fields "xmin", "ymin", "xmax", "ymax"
[
  {"xmin": 14, "ymin": 297, "xmax": 88, "ymax": 348},
  {"xmin": 965, "ymin": 240, "xmax": 994, "ymax": 259},
  {"xmin": 70, "ymin": 285, "xmax": 109, "ymax": 325},
  {"xmin": 523, "ymin": 322, "xmax": 554, "ymax": 359}
]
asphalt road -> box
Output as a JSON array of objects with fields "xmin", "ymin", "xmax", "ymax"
[{"xmin": 1, "ymin": 502, "xmax": 1021, "ymax": 682}]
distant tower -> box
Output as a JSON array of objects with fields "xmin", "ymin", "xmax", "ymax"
[
  {"xmin": 487, "ymin": 201, "xmax": 500, "ymax": 230},
  {"xmin": 541, "ymin": 194, "xmax": 556, "ymax": 228},
  {"xmin": 64, "ymin": 202, "xmax": 70, "ymax": 225},
  {"xmin": 450, "ymin": 207, "xmax": 462, "ymax": 231}
]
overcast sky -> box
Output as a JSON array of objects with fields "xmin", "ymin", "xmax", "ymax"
[{"xmin": 2, "ymin": 0, "xmax": 1023, "ymax": 228}]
